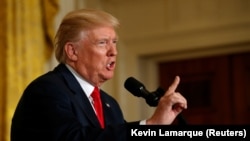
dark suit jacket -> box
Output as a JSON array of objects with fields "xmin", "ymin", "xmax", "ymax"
[{"xmin": 11, "ymin": 63, "xmax": 138, "ymax": 141}]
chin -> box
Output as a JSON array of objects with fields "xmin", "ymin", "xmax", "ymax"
[{"xmin": 103, "ymin": 73, "xmax": 114, "ymax": 80}]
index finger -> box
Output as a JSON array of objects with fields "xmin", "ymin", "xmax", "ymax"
[{"xmin": 168, "ymin": 76, "xmax": 180, "ymax": 93}]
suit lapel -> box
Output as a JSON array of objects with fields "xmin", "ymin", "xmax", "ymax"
[
  {"xmin": 100, "ymin": 91, "xmax": 109, "ymax": 125},
  {"xmin": 54, "ymin": 64, "xmax": 101, "ymax": 127}
]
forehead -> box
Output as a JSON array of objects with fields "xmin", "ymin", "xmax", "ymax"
[{"xmin": 88, "ymin": 26, "xmax": 117, "ymax": 38}]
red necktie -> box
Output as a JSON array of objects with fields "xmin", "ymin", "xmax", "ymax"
[{"xmin": 91, "ymin": 87, "xmax": 104, "ymax": 128}]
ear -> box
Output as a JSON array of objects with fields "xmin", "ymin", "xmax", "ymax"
[{"xmin": 64, "ymin": 42, "xmax": 78, "ymax": 61}]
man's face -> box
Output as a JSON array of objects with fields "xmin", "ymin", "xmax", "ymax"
[{"xmin": 74, "ymin": 26, "xmax": 118, "ymax": 86}]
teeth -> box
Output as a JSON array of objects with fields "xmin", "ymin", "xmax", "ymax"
[{"xmin": 107, "ymin": 62, "xmax": 114, "ymax": 68}]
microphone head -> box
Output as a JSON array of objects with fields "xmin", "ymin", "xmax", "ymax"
[{"xmin": 124, "ymin": 77, "xmax": 146, "ymax": 97}]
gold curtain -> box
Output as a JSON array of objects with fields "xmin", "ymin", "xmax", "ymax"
[{"xmin": 0, "ymin": 0, "xmax": 59, "ymax": 141}]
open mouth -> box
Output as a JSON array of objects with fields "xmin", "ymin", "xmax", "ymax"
[{"xmin": 106, "ymin": 61, "xmax": 115, "ymax": 70}]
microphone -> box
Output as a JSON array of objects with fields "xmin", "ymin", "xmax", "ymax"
[
  {"xmin": 124, "ymin": 76, "xmax": 186, "ymax": 125},
  {"xmin": 124, "ymin": 77, "xmax": 165, "ymax": 107}
]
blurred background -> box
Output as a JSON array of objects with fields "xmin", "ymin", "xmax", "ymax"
[{"xmin": 1, "ymin": 0, "xmax": 250, "ymax": 141}]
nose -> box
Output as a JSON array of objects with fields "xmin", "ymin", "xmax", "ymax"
[
  {"xmin": 108, "ymin": 45, "xmax": 117, "ymax": 57},
  {"xmin": 107, "ymin": 41, "xmax": 118, "ymax": 56}
]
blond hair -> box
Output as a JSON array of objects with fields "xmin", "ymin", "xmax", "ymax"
[{"xmin": 54, "ymin": 9, "xmax": 120, "ymax": 63}]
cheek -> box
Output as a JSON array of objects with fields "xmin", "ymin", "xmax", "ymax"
[
  {"xmin": 84, "ymin": 53, "xmax": 104, "ymax": 69},
  {"xmin": 78, "ymin": 47, "xmax": 107, "ymax": 68}
]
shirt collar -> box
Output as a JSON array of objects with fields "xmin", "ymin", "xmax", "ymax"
[{"xmin": 65, "ymin": 64, "xmax": 94, "ymax": 98}]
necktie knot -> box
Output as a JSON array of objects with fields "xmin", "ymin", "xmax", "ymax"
[{"xmin": 91, "ymin": 87, "xmax": 100, "ymax": 100}]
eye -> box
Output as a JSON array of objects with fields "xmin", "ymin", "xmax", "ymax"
[
  {"xmin": 97, "ymin": 39, "xmax": 108, "ymax": 47},
  {"xmin": 112, "ymin": 39, "xmax": 118, "ymax": 44},
  {"xmin": 95, "ymin": 39, "xmax": 118, "ymax": 47}
]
